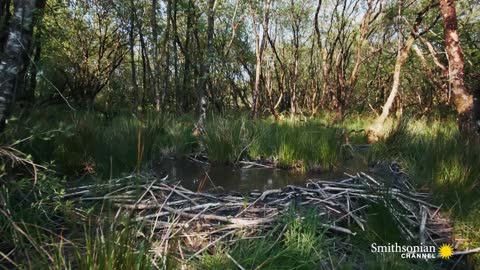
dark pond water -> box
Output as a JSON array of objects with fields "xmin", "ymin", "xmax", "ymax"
[{"xmin": 154, "ymin": 153, "xmax": 368, "ymax": 192}]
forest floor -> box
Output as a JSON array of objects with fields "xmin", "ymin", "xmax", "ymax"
[{"xmin": 1, "ymin": 108, "xmax": 479, "ymax": 269}]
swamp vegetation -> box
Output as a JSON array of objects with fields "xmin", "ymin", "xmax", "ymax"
[{"xmin": 1, "ymin": 0, "xmax": 480, "ymax": 269}]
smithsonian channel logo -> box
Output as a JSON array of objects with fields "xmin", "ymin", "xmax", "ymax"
[{"xmin": 371, "ymin": 243, "xmax": 453, "ymax": 259}]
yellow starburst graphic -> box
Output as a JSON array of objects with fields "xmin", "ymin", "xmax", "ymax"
[{"xmin": 438, "ymin": 244, "xmax": 454, "ymax": 260}]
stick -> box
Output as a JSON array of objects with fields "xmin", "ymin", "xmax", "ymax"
[
  {"xmin": 227, "ymin": 253, "xmax": 246, "ymax": 270},
  {"xmin": 453, "ymin": 247, "xmax": 480, "ymax": 256},
  {"xmin": 321, "ymin": 224, "xmax": 356, "ymax": 235},
  {"xmin": 161, "ymin": 205, "xmax": 273, "ymax": 226},
  {"xmin": 419, "ymin": 205, "xmax": 428, "ymax": 244}
]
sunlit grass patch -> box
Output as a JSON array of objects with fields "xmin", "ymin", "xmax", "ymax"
[
  {"xmin": 198, "ymin": 115, "xmax": 344, "ymax": 170},
  {"xmin": 197, "ymin": 248, "xmax": 235, "ymax": 270},
  {"xmin": 370, "ymin": 117, "xmax": 480, "ymax": 214},
  {"xmin": 454, "ymin": 213, "xmax": 480, "ymax": 268},
  {"xmin": 5, "ymin": 109, "xmax": 362, "ymax": 175},
  {"xmin": 366, "ymin": 116, "xmax": 480, "ymax": 269},
  {"xmin": 283, "ymin": 213, "xmax": 323, "ymax": 258}
]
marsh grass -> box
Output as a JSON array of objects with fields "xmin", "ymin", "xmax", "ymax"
[
  {"xmin": 4, "ymin": 109, "xmax": 363, "ymax": 175},
  {"xmin": 4, "ymin": 111, "xmax": 480, "ymax": 269},
  {"xmin": 198, "ymin": 210, "xmax": 327, "ymax": 270},
  {"xmin": 4, "ymin": 108, "xmax": 196, "ymax": 176}
]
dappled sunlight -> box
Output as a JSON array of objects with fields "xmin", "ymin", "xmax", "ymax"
[{"xmin": 1, "ymin": 0, "xmax": 479, "ymax": 267}]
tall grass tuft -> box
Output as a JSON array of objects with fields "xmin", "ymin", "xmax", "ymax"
[
  {"xmin": 368, "ymin": 117, "xmax": 480, "ymax": 267},
  {"xmin": 249, "ymin": 120, "xmax": 341, "ymax": 171},
  {"xmin": 70, "ymin": 220, "xmax": 153, "ymax": 270},
  {"xmin": 201, "ymin": 115, "xmax": 252, "ymax": 164}
]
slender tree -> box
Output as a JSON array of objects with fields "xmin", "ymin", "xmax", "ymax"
[
  {"xmin": 182, "ymin": 0, "xmax": 194, "ymax": 112},
  {"xmin": 250, "ymin": 0, "xmax": 271, "ymax": 118},
  {"xmin": 369, "ymin": 0, "xmax": 436, "ymax": 139},
  {"xmin": 0, "ymin": 0, "xmax": 12, "ymax": 50},
  {"xmin": 151, "ymin": 0, "xmax": 161, "ymax": 111},
  {"xmin": 162, "ymin": 0, "xmax": 172, "ymax": 106},
  {"xmin": 439, "ymin": 0, "xmax": 477, "ymax": 135}
]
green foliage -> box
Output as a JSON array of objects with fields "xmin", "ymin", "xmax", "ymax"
[
  {"xmin": 197, "ymin": 208, "xmax": 441, "ymax": 270},
  {"xmin": 198, "ymin": 248, "xmax": 235, "ymax": 270},
  {"xmin": 5, "ymin": 110, "xmax": 352, "ymax": 176},
  {"xmin": 195, "ymin": 114, "xmax": 346, "ymax": 170},
  {"xmin": 361, "ymin": 202, "xmax": 405, "ymax": 246},
  {"xmin": 0, "ymin": 176, "xmax": 66, "ymax": 264}
]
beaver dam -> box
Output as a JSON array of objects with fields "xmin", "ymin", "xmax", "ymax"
[{"xmin": 63, "ymin": 165, "xmax": 466, "ymax": 265}]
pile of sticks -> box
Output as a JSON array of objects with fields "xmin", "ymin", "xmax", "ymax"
[{"xmin": 63, "ymin": 171, "xmax": 452, "ymax": 260}]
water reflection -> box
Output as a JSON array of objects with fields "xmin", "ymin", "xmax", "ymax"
[{"xmin": 154, "ymin": 158, "xmax": 344, "ymax": 192}]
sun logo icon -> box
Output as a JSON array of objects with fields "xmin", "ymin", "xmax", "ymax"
[{"xmin": 438, "ymin": 244, "xmax": 454, "ymax": 260}]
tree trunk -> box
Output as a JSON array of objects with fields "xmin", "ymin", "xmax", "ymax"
[
  {"xmin": 0, "ymin": 0, "xmax": 12, "ymax": 49},
  {"xmin": 250, "ymin": 0, "xmax": 271, "ymax": 118},
  {"xmin": 182, "ymin": 0, "xmax": 193, "ymax": 113},
  {"xmin": 162, "ymin": 0, "xmax": 172, "ymax": 106},
  {"xmin": 196, "ymin": 0, "xmax": 215, "ymax": 133},
  {"xmin": 348, "ymin": 0, "xmax": 382, "ymax": 90},
  {"xmin": 370, "ymin": 36, "xmax": 414, "ymax": 137},
  {"xmin": 439, "ymin": 0, "xmax": 477, "ymax": 135},
  {"xmin": 290, "ymin": 0, "xmax": 300, "ymax": 115},
  {"xmin": 25, "ymin": 0, "xmax": 46, "ymax": 104},
  {"xmin": 129, "ymin": 0, "xmax": 139, "ymax": 113},
  {"xmin": 172, "ymin": 0, "xmax": 180, "ymax": 112},
  {"xmin": 413, "ymin": 45, "xmax": 448, "ymax": 96},
  {"xmin": 0, "ymin": 0, "xmax": 40, "ymax": 132},
  {"xmin": 139, "ymin": 22, "xmax": 151, "ymax": 111},
  {"xmin": 151, "ymin": 0, "xmax": 161, "ymax": 111}
]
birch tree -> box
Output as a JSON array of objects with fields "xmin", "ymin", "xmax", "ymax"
[{"xmin": 0, "ymin": 0, "xmax": 45, "ymax": 131}]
